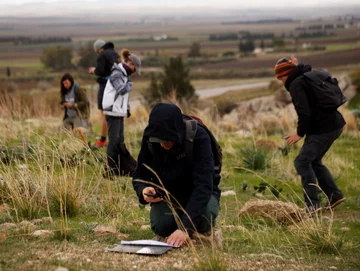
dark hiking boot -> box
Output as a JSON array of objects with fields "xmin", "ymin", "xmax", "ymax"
[
  {"xmin": 329, "ymin": 197, "xmax": 346, "ymax": 209},
  {"xmin": 324, "ymin": 191, "xmax": 345, "ymax": 210},
  {"xmin": 325, "ymin": 193, "xmax": 346, "ymax": 210}
]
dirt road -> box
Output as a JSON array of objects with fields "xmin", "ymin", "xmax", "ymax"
[{"xmin": 130, "ymin": 79, "xmax": 271, "ymax": 108}]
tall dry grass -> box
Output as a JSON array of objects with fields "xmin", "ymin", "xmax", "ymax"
[{"xmin": 0, "ymin": 85, "xmax": 357, "ymax": 269}]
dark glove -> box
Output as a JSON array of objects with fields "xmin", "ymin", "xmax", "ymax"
[{"xmin": 127, "ymin": 110, "xmax": 131, "ymax": 118}]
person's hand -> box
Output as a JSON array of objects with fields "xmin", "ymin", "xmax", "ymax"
[
  {"xmin": 291, "ymin": 54, "xmax": 298, "ymax": 65},
  {"xmin": 167, "ymin": 229, "xmax": 188, "ymax": 247},
  {"xmin": 88, "ymin": 67, "xmax": 95, "ymax": 74},
  {"xmin": 283, "ymin": 134, "xmax": 302, "ymax": 146},
  {"xmin": 142, "ymin": 187, "xmax": 163, "ymax": 203},
  {"xmin": 62, "ymin": 102, "xmax": 73, "ymax": 108}
]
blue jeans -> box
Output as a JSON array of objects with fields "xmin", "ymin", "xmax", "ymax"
[
  {"xmin": 150, "ymin": 195, "xmax": 219, "ymax": 237},
  {"xmin": 294, "ymin": 128, "xmax": 344, "ymax": 207}
]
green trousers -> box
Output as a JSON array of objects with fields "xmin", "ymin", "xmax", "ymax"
[{"xmin": 150, "ymin": 195, "xmax": 219, "ymax": 237}]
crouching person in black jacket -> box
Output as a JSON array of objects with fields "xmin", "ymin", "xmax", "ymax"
[
  {"xmin": 274, "ymin": 56, "xmax": 346, "ymax": 213},
  {"xmin": 132, "ymin": 103, "xmax": 220, "ymax": 247}
]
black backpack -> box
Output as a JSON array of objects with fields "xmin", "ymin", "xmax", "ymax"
[
  {"xmin": 148, "ymin": 114, "xmax": 222, "ymax": 174},
  {"xmin": 303, "ymin": 70, "xmax": 347, "ymax": 109},
  {"xmin": 182, "ymin": 114, "xmax": 222, "ymax": 174}
]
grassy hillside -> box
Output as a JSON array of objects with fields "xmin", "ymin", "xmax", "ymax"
[{"xmin": 0, "ymin": 101, "xmax": 359, "ymax": 270}]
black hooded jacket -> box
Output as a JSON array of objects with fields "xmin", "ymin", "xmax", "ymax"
[
  {"xmin": 285, "ymin": 64, "xmax": 345, "ymax": 137},
  {"xmin": 94, "ymin": 42, "xmax": 120, "ymax": 84},
  {"xmin": 132, "ymin": 103, "xmax": 219, "ymax": 235}
]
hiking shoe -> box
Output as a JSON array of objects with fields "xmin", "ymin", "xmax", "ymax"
[
  {"xmin": 325, "ymin": 197, "xmax": 346, "ymax": 210},
  {"xmin": 192, "ymin": 228, "xmax": 223, "ymax": 248},
  {"xmin": 94, "ymin": 139, "xmax": 107, "ymax": 147}
]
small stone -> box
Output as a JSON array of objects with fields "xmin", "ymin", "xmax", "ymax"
[
  {"xmin": 41, "ymin": 217, "xmax": 54, "ymax": 224},
  {"xmin": 93, "ymin": 225, "xmax": 129, "ymax": 239},
  {"xmin": 254, "ymin": 193, "xmax": 265, "ymax": 199},
  {"xmin": 55, "ymin": 267, "xmax": 69, "ymax": 271},
  {"xmin": 31, "ymin": 230, "xmax": 53, "ymax": 238},
  {"xmin": 93, "ymin": 225, "xmax": 117, "ymax": 236},
  {"xmin": 221, "ymin": 190, "xmax": 236, "ymax": 197},
  {"xmin": 340, "ymin": 227, "xmax": 350, "ymax": 232},
  {"xmin": 221, "ymin": 225, "xmax": 247, "ymax": 232},
  {"xmin": 0, "ymin": 204, "xmax": 10, "ymax": 214},
  {"xmin": 0, "ymin": 232, "xmax": 6, "ymax": 242},
  {"xmin": 19, "ymin": 221, "xmax": 36, "ymax": 232},
  {"xmin": 18, "ymin": 164, "xmax": 28, "ymax": 170},
  {"xmin": 30, "ymin": 219, "xmax": 43, "ymax": 225},
  {"xmin": 140, "ymin": 225, "xmax": 151, "ymax": 230},
  {"xmin": 0, "ymin": 223, "xmax": 17, "ymax": 231},
  {"xmin": 236, "ymin": 226, "xmax": 247, "ymax": 232},
  {"xmin": 329, "ymin": 267, "xmax": 337, "ymax": 270},
  {"xmin": 173, "ymin": 262, "xmax": 183, "ymax": 269}
]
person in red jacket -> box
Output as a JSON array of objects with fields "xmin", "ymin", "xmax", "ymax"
[{"xmin": 88, "ymin": 39, "xmax": 120, "ymax": 147}]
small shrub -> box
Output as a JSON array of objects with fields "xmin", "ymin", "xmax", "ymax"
[
  {"xmin": 222, "ymin": 51, "xmax": 236, "ymax": 57},
  {"xmin": 302, "ymin": 227, "xmax": 344, "ymax": 254},
  {"xmin": 52, "ymin": 227, "xmax": 76, "ymax": 242},
  {"xmin": 48, "ymin": 176, "xmax": 82, "ymax": 218},
  {"xmin": 192, "ymin": 253, "xmax": 228, "ymax": 271},
  {"xmin": 350, "ymin": 68, "xmax": 360, "ymax": 87},
  {"xmin": 268, "ymin": 79, "xmax": 282, "ymax": 92},
  {"xmin": 215, "ymin": 97, "xmax": 238, "ymax": 116},
  {"xmin": 240, "ymin": 145, "xmax": 272, "ymax": 171},
  {"xmin": 49, "ymin": 190, "xmax": 80, "ymax": 218},
  {"xmin": 2, "ymin": 172, "xmax": 45, "ymax": 220},
  {"xmin": 253, "ymin": 181, "xmax": 283, "ymax": 198}
]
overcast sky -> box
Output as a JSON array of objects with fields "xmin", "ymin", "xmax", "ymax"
[{"xmin": 1, "ymin": 0, "xmax": 360, "ymax": 8}]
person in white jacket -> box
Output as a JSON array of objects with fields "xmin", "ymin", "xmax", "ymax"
[{"xmin": 102, "ymin": 48, "xmax": 141, "ymax": 177}]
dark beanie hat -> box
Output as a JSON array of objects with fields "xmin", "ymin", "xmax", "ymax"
[{"xmin": 274, "ymin": 57, "xmax": 296, "ymax": 79}]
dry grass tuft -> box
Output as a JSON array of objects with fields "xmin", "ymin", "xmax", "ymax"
[{"xmin": 239, "ymin": 199, "xmax": 305, "ymax": 224}]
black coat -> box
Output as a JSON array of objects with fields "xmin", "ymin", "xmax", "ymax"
[
  {"xmin": 132, "ymin": 103, "xmax": 219, "ymax": 234},
  {"xmin": 94, "ymin": 42, "xmax": 120, "ymax": 84},
  {"xmin": 285, "ymin": 64, "xmax": 345, "ymax": 137}
]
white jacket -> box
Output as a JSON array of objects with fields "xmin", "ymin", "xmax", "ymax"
[{"xmin": 102, "ymin": 63, "xmax": 132, "ymax": 117}]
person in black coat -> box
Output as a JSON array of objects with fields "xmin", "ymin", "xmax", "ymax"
[
  {"xmin": 89, "ymin": 40, "xmax": 120, "ymax": 147},
  {"xmin": 274, "ymin": 55, "xmax": 346, "ymax": 212},
  {"xmin": 132, "ymin": 103, "xmax": 220, "ymax": 247}
]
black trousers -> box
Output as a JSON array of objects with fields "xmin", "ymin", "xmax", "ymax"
[{"xmin": 294, "ymin": 128, "xmax": 344, "ymax": 207}]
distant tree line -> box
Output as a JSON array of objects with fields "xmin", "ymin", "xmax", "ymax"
[
  {"xmin": 298, "ymin": 31, "xmax": 335, "ymax": 38},
  {"xmin": 127, "ymin": 36, "xmax": 178, "ymax": 42},
  {"xmin": 222, "ymin": 19, "xmax": 295, "ymax": 25},
  {"xmin": 0, "ymin": 36, "xmax": 72, "ymax": 45},
  {"xmin": 295, "ymin": 24, "xmax": 345, "ymax": 31},
  {"xmin": 209, "ymin": 33, "xmax": 238, "ymax": 41},
  {"xmin": 239, "ymin": 31, "xmax": 275, "ymax": 40},
  {"xmin": 209, "ymin": 31, "xmax": 275, "ymax": 41}
]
